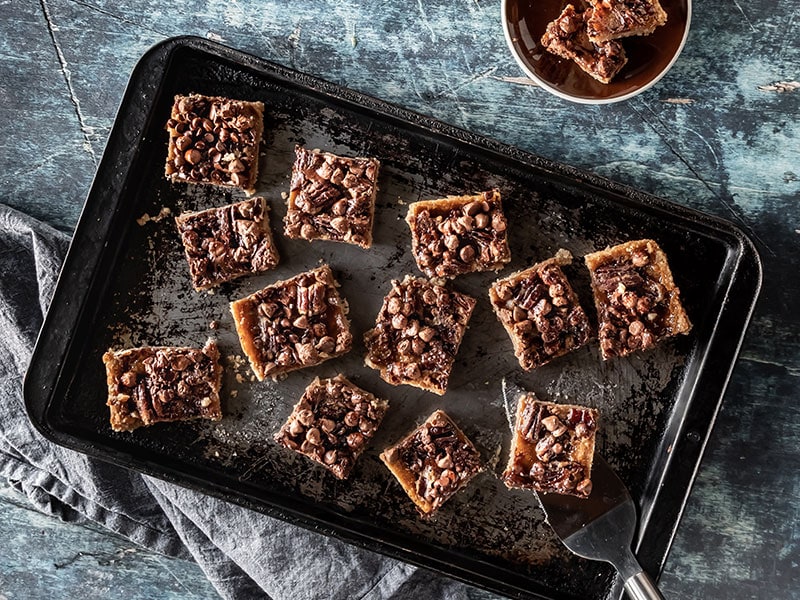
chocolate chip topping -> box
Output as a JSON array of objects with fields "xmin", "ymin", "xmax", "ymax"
[
  {"xmin": 364, "ymin": 276, "xmax": 476, "ymax": 395},
  {"xmin": 490, "ymin": 253, "xmax": 591, "ymax": 370},
  {"xmin": 591, "ymin": 248, "xmax": 671, "ymax": 358},
  {"xmin": 586, "ymin": 0, "xmax": 668, "ymax": 42},
  {"xmin": 540, "ymin": 4, "xmax": 628, "ymax": 84},
  {"xmin": 230, "ymin": 265, "xmax": 352, "ymax": 380},
  {"xmin": 407, "ymin": 190, "xmax": 511, "ymax": 279},
  {"xmin": 275, "ymin": 375, "xmax": 388, "ymax": 480},
  {"xmin": 503, "ymin": 396, "xmax": 597, "ymax": 498},
  {"xmin": 103, "ymin": 341, "xmax": 222, "ymax": 432},
  {"xmin": 284, "ymin": 146, "xmax": 380, "ymax": 248},
  {"xmin": 165, "ymin": 94, "xmax": 264, "ymax": 193},
  {"xmin": 175, "ymin": 197, "xmax": 279, "ymax": 290},
  {"xmin": 382, "ymin": 410, "xmax": 482, "ymax": 514}
]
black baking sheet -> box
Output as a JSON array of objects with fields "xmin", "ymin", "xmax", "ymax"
[{"xmin": 25, "ymin": 37, "xmax": 761, "ymax": 600}]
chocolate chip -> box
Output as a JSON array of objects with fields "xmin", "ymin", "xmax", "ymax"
[
  {"xmin": 289, "ymin": 419, "xmax": 304, "ymax": 436},
  {"xmin": 346, "ymin": 432, "xmax": 364, "ymax": 448},
  {"xmin": 464, "ymin": 201, "xmax": 482, "ymax": 216},
  {"xmin": 391, "ymin": 314, "xmax": 407, "ymax": 330},
  {"xmin": 344, "ymin": 411, "xmax": 359, "ymax": 427},
  {"xmin": 185, "ymin": 149, "xmax": 202, "ymax": 165},
  {"xmin": 175, "ymin": 135, "xmax": 192, "ymax": 152},
  {"xmin": 306, "ymin": 427, "xmax": 321, "ymax": 445},
  {"xmin": 297, "ymin": 409, "xmax": 314, "ymax": 426},
  {"xmin": 459, "ymin": 245, "xmax": 476, "ymax": 263}
]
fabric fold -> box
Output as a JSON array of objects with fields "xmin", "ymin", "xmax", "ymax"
[{"xmin": 0, "ymin": 204, "xmax": 471, "ymax": 600}]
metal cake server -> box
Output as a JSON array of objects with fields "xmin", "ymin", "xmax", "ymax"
[
  {"xmin": 536, "ymin": 455, "xmax": 664, "ymax": 600},
  {"xmin": 501, "ymin": 380, "xmax": 664, "ymax": 600}
]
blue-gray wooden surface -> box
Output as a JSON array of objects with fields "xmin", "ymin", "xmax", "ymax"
[{"xmin": 1, "ymin": 0, "xmax": 798, "ymax": 598}]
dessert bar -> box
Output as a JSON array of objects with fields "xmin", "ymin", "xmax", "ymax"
[
  {"xmin": 503, "ymin": 392, "xmax": 597, "ymax": 498},
  {"xmin": 103, "ymin": 340, "xmax": 223, "ymax": 432},
  {"xmin": 405, "ymin": 190, "xmax": 511, "ymax": 278},
  {"xmin": 541, "ymin": 4, "xmax": 628, "ymax": 84},
  {"xmin": 230, "ymin": 265, "xmax": 352, "ymax": 380},
  {"xmin": 274, "ymin": 375, "xmax": 389, "ymax": 479},
  {"xmin": 586, "ymin": 0, "xmax": 668, "ymax": 42},
  {"xmin": 364, "ymin": 276, "xmax": 476, "ymax": 395},
  {"xmin": 489, "ymin": 250, "xmax": 592, "ymax": 370},
  {"xmin": 380, "ymin": 409, "xmax": 482, "ymax": 515},
  {"xmin": 284, "ymin": 146, "xmax": 380, "ymax": 248},
  {"xmin": 175, "ymin": 197, "xmax": 279, "ymax": 290},
  {"xmin": 165, "ymin": 94, "xmax": 264, "ymax": 195},
  {"xmin": 585, "ymin": 239, "xmax": 691, "ymax": 359}
]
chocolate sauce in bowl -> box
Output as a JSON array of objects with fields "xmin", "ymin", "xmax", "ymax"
[{"xmin": 505, "ymin": 0, "xmax": 690, "ymax": 101}]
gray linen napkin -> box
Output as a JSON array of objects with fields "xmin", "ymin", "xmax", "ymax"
[{"xmin": 0, "ymin": 204, "xmax": 470, "ymax": 600}]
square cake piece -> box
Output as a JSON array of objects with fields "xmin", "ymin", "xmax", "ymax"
[
  {"xmin": 380, "ymin": 409, "xmax": 482, "ymax": 515},
  {"xmin": 274, "ymin": 375, "xmax": 389, "ymax": 479},
  {"xmin": 175, "ymin": 197, "xmax": 279, "ymax": 290},
  {"xmin": 165, "ymin": 94, "xmax": 264, "ymax": 195},
  {"xmin": 103, "ymin": 340, "xmax": 223, "ymax": 432},
  {"xmin": 284, "ymin": 146, "xmax": 380, "ymax": 248},
  {"xmin": 406, "ymin": 189, "xmax": 511, "ymax": 279},
  {"xmin": 585, "ymin": 239, "xmax": 691, "ymax": 359},
  {"xmin": 230, "ymin": 265, "xmax": 352, "ymax": 380},
  {"xmin": 364, "ymin": 276, "xmax": 476, "ymax": 395},
  {"xmin": 541, "ymin": 4, "xmax": 628, "ymax": 84},
  {"xmin": 586, "ymin": 0, "xmax": 668, "ymax": 43},
  {"xmin": 489, "ymin": 249, "xmax": 592, "ymax": 370},
  {"xmin": 503, "ymin": 392, "xmax": 597, "ymax": 498}
]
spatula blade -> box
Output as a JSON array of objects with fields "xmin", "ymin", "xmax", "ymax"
[
  {"xmin": 501, "ymin": 379, "xmax": 663, "ymax": 599},
  {"xmin": 536, "ymin": 455, "xmax": 637, "ymax": 562}
]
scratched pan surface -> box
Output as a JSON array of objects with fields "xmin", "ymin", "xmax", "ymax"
[{"xmin": 25, "ymin": 37, "xmax": 760, "ymax": 600}]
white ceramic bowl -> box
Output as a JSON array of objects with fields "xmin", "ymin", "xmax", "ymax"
[{"xmin": 502, "ymin": 0, "xmax": 692, "ymax": 104}]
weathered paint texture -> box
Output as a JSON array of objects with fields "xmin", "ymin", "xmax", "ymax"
[{"xmin": 0, "ymin": 0, "xmax": 797, "ymax": 598}]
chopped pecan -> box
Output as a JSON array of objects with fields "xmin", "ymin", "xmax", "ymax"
[
  {"xmin": 490, "ymin": 250, "xmax": 592, "ymax": 370},
  {"xmin": 230, "ymin": 265, "xmax": 352, "ymax": 380},
  {"xmin": 381, "ymin": 410, "xmax": 482, "ymax": 515},
  {"xmin": 275, "ymin": 375, "xmax": 388, "ymax": 480},
  {"xmin": 503, "ymin": 393, "xmax": 598, "ymax": 499},
  {"xmin": 102, "ymin": 340, "xmax": 222, "ymax": 432},
  {"xmin": 406, "ymin": 190, "xmax": 511, "ymax": 278},
  {"xmin": 175, "ymin": 197, "xmax": 279, "ymax": 290},
  {"xmin": 284, "ymin": 146, "xmax": 380, "ymax": 249},
  {"xmin": 585, "ymin": 239, "xmax": 691, "ymax": 359},
  {"xmin": 364, "ymin": 276, "xmax": 476, "ymax": 395}
]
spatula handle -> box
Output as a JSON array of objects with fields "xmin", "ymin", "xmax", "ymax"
[{"xmin": 624, "ymin": 571, "xmax": 665, "ymax": 600}]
